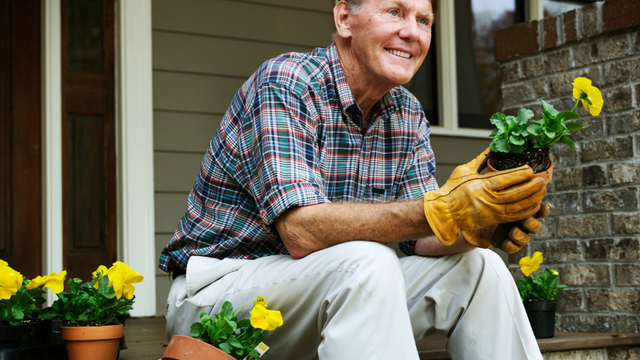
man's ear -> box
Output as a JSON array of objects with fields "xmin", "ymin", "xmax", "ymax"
[{"xmin": 334, "ymin": 1, "xmax": 353, "ymax": 39}]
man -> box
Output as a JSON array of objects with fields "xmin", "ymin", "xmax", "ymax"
[{"xmin": 160, "ymin": 0, "xmax": 548, "ymax": 359}]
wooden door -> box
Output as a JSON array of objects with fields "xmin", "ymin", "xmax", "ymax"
[
  {"xmin": 0, "ymin": 0, "xmax": 42, "ymax": 279},
  {"xmin": 61, "ymin": 0, "xmax": 117, "ymax": 280}
]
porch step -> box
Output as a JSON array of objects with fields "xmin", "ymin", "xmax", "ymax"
[{"xmin": 416, "ymin": 332, "xmax": 640, "ymax": 359}]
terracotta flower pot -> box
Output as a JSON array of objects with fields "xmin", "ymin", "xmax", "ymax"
[
  {"xmin": 61, "ymin": 324, "xmax": 124, "ymax": 360},
  {"xmin": 0, "ymin": 324, "xmax": 23, "ymax": 349},
  {"xmin": 487, "ymin": 158, "xmax": 553, "ymax": 186},
  {"xmin": 163, "ymin": 335, "xmax": 235, "ymax": 360}
]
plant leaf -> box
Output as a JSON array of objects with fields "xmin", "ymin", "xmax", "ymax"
[
  {"xmin": 539, "ymin": 99, "xmax": 559, "ymax": 117},
  {"xmin": 557, "ymin": 136, "xmax": 576, "ymax": 150},
  {"xmin": 218, "ymin": 342, "xmax": 233, "ymax": 354},
  {"xmin": 567, "ymin": 122, "xmax": 586, "ymax": 131},
  {"xmin": 516, "ymin": 108, "xmax": 534, "ymax": 124}
]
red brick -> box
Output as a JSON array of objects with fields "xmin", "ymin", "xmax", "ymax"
[
  {"xmin": 494, "ymin": 21, "xmax": 539, "ymax": 61},
  {"xmin": 543, "ymin": 16, "xmax": 558, "ymax": 49},
  {"xmin": 603, "ymin": 0, "xmax": 640, "ymax": 33},
  {"xmin": 563, "ymin": 10, "xmax": 579, "ymax": 43},
  {"xmin": 581, "ymin": 3, "xmax": 601, "ymax": 38}
]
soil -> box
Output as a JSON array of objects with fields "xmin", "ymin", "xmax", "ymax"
[
  {"xmin": 488, "ymin": 143, "xmax": 551, "ymax": 173},
  {"xmin": 63, "ymin": 320, "xmax": 104, "ymax": 327}
]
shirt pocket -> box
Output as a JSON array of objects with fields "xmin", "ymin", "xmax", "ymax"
[{"xmin": 364, "ymin": 185, "xmax": 394, "ymax": 203}]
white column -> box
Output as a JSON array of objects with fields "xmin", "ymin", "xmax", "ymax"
[
  {"xmin": 116, "ymin": 0, "xmax": 157, "ymax": 317},
  {"xmin": 41, "ymin": 0, "xmax": 64, "ymax": 307},
  {"xmin": 527, "ymin": 0, "xmax": 544, "ymax": 21},
  {"xmin": 436, "ymin": 0, "xmax": 458, "ymax": 132}
]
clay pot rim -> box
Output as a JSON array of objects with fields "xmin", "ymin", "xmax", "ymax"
[
  {"xmin": 61, "ymin": 323, "xmax": 124, "ymax": 341},
  {"xmin": 163, "ymin": 335, "xmax": 236, "ymax": 360}
]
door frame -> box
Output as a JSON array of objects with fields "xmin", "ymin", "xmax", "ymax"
[{"xmin": 41, "ymin": 0, "xmax": 155, "ymax": 316}]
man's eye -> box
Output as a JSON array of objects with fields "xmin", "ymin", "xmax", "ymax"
[
  {"xmin": 390, "ymin": 9, "xmax": 399, "ymax": 16},
  {"xmin": 418, "ymin": 18, "xmax": 428, "ymax": 25}
]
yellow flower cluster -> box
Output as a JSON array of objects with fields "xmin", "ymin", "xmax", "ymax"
[
  {"xmin": 572, "ymin": 77, "xmax": 603, "ymax": 116},
  {"xmin": 249, "ymin": 296, "xmax": 283, "ymax": 331},
  {"xmin": 519, "ymin": 251, "xmax": 543, "ymax": 277},
  {"xmin": 26, "ymin": 271, "xmax": 67, "ymax": 293},
  {"xmin": 93, "ymin": 261, "xmax": 144, "ymax": 300},
  {"xmin": 0, "ymin": 260, "xmax": 23, "ymax": 300}
]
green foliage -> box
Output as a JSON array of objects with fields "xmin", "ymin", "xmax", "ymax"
[
  {"xmin": 190, "ymin": 302, "xmax": 267, "ymax": 360},
  {"xmin": 516, "ymin": 267, "xmax": 567, "ymax": 302},
  {"xmin": 38, "ymin": 275, "xmax": 134, "ymax": 326},
  {"xmin": 489, "ymin": 99, "xmax": 586, "ymax": 154},
  {"xmin": 0, "ymin": 281, "xmax": 47, "ymax": 326}
]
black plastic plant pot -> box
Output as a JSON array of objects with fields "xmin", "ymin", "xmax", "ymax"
[
  {"xmin": 523, "ymin": 299, "xmax": 558, "ymax": 339},
  {"xmin": 24, "ymin": 319, "xmax": 53, "ymax": 344},
  {"xmin": 0, "ymin": 324, "xmax": 23, "ymax": 349}
]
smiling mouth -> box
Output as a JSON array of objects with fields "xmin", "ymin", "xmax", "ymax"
[{"xmin": 385, "ymin": 49, "xmax": 412, "ymax": 59}]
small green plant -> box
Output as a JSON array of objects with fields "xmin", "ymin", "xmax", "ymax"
[
  {"xmin": 190, "ymin": 296, "xmax": 283, "ymax": 360},
  {"xmin": 489, "ymin": 77, "xmax": 602, "ymax": 154},
  {"xmin": 39, "ymin": 262, "xmax": 143, "ymax": 326},
  {"xmin": 516, "ymin": 252, "xmax": 567, "ymax": 301},
  {"xmin": 0, "ymin": 260, "xmax": 65, "ymax": 326}
]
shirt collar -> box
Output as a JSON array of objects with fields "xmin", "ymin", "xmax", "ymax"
[{"xmin": 326, "ymin": 43, "xmax": 398, "ymax": 125}]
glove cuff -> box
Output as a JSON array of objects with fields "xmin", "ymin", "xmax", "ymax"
[
  {"xmin": 461, "ymin": 231, "xmax": 492, "ymax": 248},
  {"xmin": 423, "ymin": 191, "xmax": 459, "ymax": 246}
]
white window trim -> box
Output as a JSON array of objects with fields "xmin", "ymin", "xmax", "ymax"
[
  {"xmin": 430, "ymin": 0, "xmax": 542, "ymax": 138},
  {"xmin": 41, "ymin": 0, "xmax": 64, "ymax": 307},
  {"xmin": 40, "ymin": 0, "xmax": 156, "ymax": 315},
  {"xmin": 116, "ymin": 0, "xmax": 156, "ymax": 317}
]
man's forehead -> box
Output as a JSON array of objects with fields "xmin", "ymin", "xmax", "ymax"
[{"xmin": 364, "ymin": 0, "xmax": 434, "ymax": 12}]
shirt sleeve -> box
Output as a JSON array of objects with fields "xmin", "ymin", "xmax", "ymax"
[
  {"xmin": 244, "ymin": 82, "xmax": 330, "ymax": 228},
  {"xmin": 397, "ymin": 115, "xmax": 439, "ymax": 256}
]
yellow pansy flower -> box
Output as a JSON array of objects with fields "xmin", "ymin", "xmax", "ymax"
[
  {"xmin": 26, "ymin": 271, "xmax": 67, "ymax": 293},
  {"xmin": 254, "ymin": 296, "xmax": 267, "ymax": 307},
  {"xmin": 0, "ymin": 261, "xmax": 23, "ymax": 300},
  {"xmin": 572, "ymin": 77, "xmax": 603, "ymax": 116},
  {"xmin": 519, "ymin": 251, "xmax": 544, "ymax": 277},
  {"xmin": 551, "ymin": 269, "xmax": 559, "ymax": 276},
  {"xmin": 92, "ymin": 265, "xmax": 109, "ymax": 289},
  {"xmin": 107, "ymin": 261, "xmax": 144, "ymax": 299},
  {"xmin": 250, "ymin": 304, "xmax": 283, "ymax": 331}
]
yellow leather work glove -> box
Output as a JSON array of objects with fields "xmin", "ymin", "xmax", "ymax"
[
  {"xmin": 423, "ymin": 148, "xmax": 547, "ymax": 245},
  {"xmin": 463, "ymin": 202, "xmax": 553, "ymax": 253}
]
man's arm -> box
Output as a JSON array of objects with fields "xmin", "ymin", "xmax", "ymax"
[
  {"xmin": 275, "ymin": 201, "xmax": 476, "ymax": 259},
  {"xmin": 414, "ymin": 233, "xmax": 475, "ymax": 256},
  {"xmin": 274, "ymin": 200, "xmax": 432, "ymax": 259}
]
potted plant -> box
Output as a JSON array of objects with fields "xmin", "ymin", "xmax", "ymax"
[
  {"xmin": 163, "ymin": 296, "xmax": 283, "ymax": 360},
  {"xmin": 39, "ymin": 261, "xmax": 144, "ymax": 360},
  {"xmin": 23, "ymin": 270, "xmax": 67, "ymax": 344},
  {"xmin": 516, "ymin": 251, "xmax": 567, "ymax": 338},
  {"xmin": 487, "ymin": 77, "xmax": 603, "ymax": 182},
  {"xmin": 0, "ymin": 260, "xmax": 66, "ymax": 349}
]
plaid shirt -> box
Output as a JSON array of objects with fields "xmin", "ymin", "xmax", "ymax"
[{"xmin": 159, "ymin": 43, "xmax": 438, "ymax": 273}]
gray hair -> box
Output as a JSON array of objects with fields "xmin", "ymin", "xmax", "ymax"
[{"xmin": 332, "ymin": 0, "xmax": 438, "ymax": 41}]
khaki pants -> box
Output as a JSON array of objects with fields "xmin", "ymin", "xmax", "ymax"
[{"xmin": 166, "ymin": 242, "xmax": 543, "ymax": 360}]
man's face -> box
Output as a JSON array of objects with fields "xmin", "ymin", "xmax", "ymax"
[{"xmin": 345, "ymin": 0, "xmax": 433, "ymax": 90}]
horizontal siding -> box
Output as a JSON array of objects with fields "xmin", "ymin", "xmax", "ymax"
[
  {"xmin": 430, "ymin": 135, "xmax": 491, "ymax": 186},
  {"xmin": 239, "ymin": 0, "xmax": 335, "ymax": 12},
  {"xmin": 153, "ymin": 32, "xmax": 314, "ymax": 77},
  {"xmin": 155, "ymin": 193, "xmax": 188, "ymax": 234},
  {"xmin": 153, "ymin": 111, "xmax": 220, "ymax": 152},
  {"xmin": 154, "ymin": 152, "xmax": 204, "ymax": 192},
  {"xmin": 153, "ymin": 0, "xmax": 334, "ymax": 47},
  {"xmin": 153, "ymin": 71, "xmax": 245, "ymax": 114}
]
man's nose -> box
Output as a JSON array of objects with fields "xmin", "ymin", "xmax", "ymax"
[{"xmin": 398, "ymin": 18, "xmax": 420, "ymax": 41}]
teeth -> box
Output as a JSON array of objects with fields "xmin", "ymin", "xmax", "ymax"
[{"xmin": 386, "ymin": 49, "xmax": 411, "ymax": 58}]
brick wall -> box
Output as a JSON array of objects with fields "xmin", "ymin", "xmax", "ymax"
[{"xmin": 494, "ymin": 0, "xmax": 640, "ymax": 334}]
